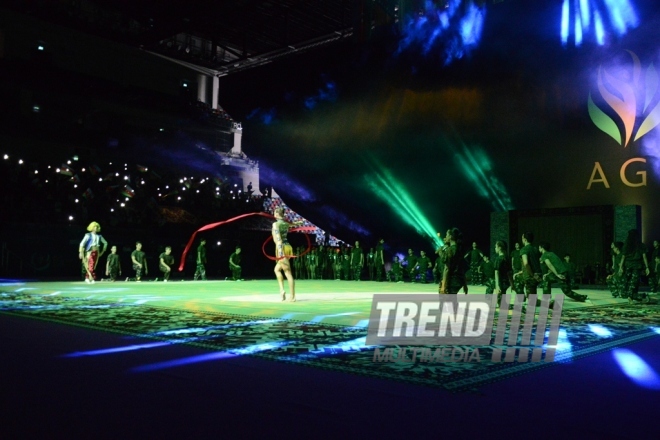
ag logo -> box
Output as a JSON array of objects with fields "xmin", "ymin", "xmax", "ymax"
[{"xmin": 586, "ymin": 51, "xmax": 658, "ymax": 189}]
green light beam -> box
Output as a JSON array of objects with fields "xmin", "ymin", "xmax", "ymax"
[{"xmin": 365, "ymin": 163, "xmax": 443, "ymax": 249}]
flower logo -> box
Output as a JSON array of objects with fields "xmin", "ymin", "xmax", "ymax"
[{"xmin": 588, "ymin": 51, "xmax": 660, "ymax": 147}]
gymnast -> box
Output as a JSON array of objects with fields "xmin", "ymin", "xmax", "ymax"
[{"xmin": 272, "ymin": 207, "xmax": 303, "ymax": 302}]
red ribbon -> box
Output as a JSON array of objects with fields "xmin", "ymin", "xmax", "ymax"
[
  {"xmin": 261, "ymin": 226, "xmax": 315, "ymax": 261},
  {"xmin": 178, "ymin": 212, "xmax": 316, "ymax": 271}
]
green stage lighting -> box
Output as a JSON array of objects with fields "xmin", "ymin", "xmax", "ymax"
[
  {"xmin": 454, "ymin": 144, "xmax": 513, "ymax": 212},
  {"xmin": 365, "ymin": 164, "xmax": 443, "ymax": 249}
]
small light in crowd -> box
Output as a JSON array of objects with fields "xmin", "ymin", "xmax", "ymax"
[
  {"xmin": 73, "ymin": 155, "xmax": 79, "ymax": 161},
  {"xmin": 217, "ymin": 241, "xmax": 221, "ymax": 246},
  {"xmin": 110, "ymin": 208, "xmax": 114, "ymax": 212},
  {"xmin": 18, "ymin": 159, "xmax": 23, "ymax": 164},
  {"xmin": 158, "ymin": 193, "xmax": 161, "ymax": 196},
  {"xmin": 196, "ymin": 190, "xmax": 199, "ymax": 193},
  {"xmin": 3, "ymin": 154, "xmax": 8, "ymax": 160},
  {"xmin": 182, "ymin": 187, "xmax": 186, "ymax": 191},
  {"xmin": 34, "ymin": 170, "xmax": 38, "ymax": 174},
  {"xmin": 32, "ymin": 105, "xmax": 40, "ymax": 113},
  {"xmin": 232, "ymin": 197, "xmax": 235, "ymax": 199},
  {"xmin": 68, "ymin": 215, "xmax": 74, "ymax": 221},
  {"xmin": 165, "ymin": 185, "xmax": 169, "ymax": 189},
  {"xmin": 234, "ymin": 184, "xmax": 237, "ymax": 187},
  {"xmin": 124, "ymin": 164, "xmax": 127, "ymax": 167},
  {"xmin": 82, "ymin": 168, "xmax": 86, "ymax": 172},
  {"xmin": 98, "ymin": 178, "xmax": 102, "ymax": 182},
  {"xmin": 179, "ymin": 179, "xmax": 183, "ymax": 183},
  {"xmin": 159, "ymin": 128, "xmax": 164, "ymax": 132},
  {"xmin": 45, "ymin": 180, "xmax": 48, "ymax": 183},
  {"xmin": 109, "ymin": 162, "xmax": 112, "ymax": 165},
  {"xmin": 56, "ymin": 168, "xmax": 60, "ymax": 173},
  {"xmin": 238, "ymin": 190, "xmax": 242, "ymax": 193},
  {"xmin": 38, "ymin": 45, "xmax": 44, "ymax": 51},
  {"xmin": 177, "ymin": 196, "xmax": 181, "ymax": 200},
  {"xmin": 230, "ymin": 190, "xmax": 233, "ymax": 194},
  {"xmin": 124, "ymin": 176, "xmax": 128, "ymax": 180},
  {"xmin": 125, "ymin": 198, "xmax": 129, "ymax": 202},
  {"xmin": 141, "ymin": 180, "xmax": 145, "ymax": 184},
  {"xmin": 67, "ymin": 160, "xmax": 71, "ymax": 165},
  {"xmin": 216, "ymin": 187, "xmax": 220, "ymax": 191},
  {"xmin": 73, "ymin": 184, "xmax": 78, "ymax": 188},
  {"xmin": 75, "ymin": 199, "xmax": 79, "ymax": 203},
  {"xmin": 115, "ymin": 173, "xmax": 119, "ymax": 177},
  {"xmin": 120, "ymin": 203, "xmax": 125, "ymax": 207},
  {"xmin": 48, "ymin": 165, "xmax": 51, "ymax": 169}
]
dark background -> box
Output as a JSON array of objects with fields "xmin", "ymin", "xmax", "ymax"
[{"xmin": 1, "ymin": 0, "xmax": 660, "ymax": 278}]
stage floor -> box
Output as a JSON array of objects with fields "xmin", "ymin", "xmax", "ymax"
[
  {"xmin": 2, "ymin": 277, "xmax": 659, "ymax": 394},
  {"xmin": 1, "ymin": 278, "xmax": 635, "ymax": 326}
]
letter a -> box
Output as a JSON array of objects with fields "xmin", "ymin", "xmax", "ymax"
[{"xmin": 587, "ymin": 162, "xmax": 610, "ymax": 189}]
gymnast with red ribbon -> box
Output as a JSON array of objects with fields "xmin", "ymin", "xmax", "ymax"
[
  {"xmin": 178, "ymin": 209, "xmax": 313, "ymax": 301},
  {"xmin": 271, "ymin": 206, "xmax": 304, "ymax": 301}
]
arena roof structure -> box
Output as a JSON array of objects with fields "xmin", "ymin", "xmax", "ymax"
[{"xmin": 9, "ymin": 0, "xmax": 362, "ymax": 76}]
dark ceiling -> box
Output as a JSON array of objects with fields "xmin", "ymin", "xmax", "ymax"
[{"xmin": 8, "ymin": 0, "xmax": 371, "ymax": 75}]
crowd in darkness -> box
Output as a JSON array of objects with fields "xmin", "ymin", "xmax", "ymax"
[
  {"xmin": 192, "ymin": 100, "xmax": 235, "ymax": 126},
  {"xmin": 0, "ymin": 151, "xmax": 262, "ymax": 229}
]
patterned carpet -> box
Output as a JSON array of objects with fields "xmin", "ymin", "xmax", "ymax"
[{"xmin": 2, "ymin": 291, "xmax": 659, "ymax": 392}]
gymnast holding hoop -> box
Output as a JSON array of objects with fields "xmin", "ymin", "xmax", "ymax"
[{"xmin": 272, "ymin": 207, "xmax": 303, "ymax": 302}]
